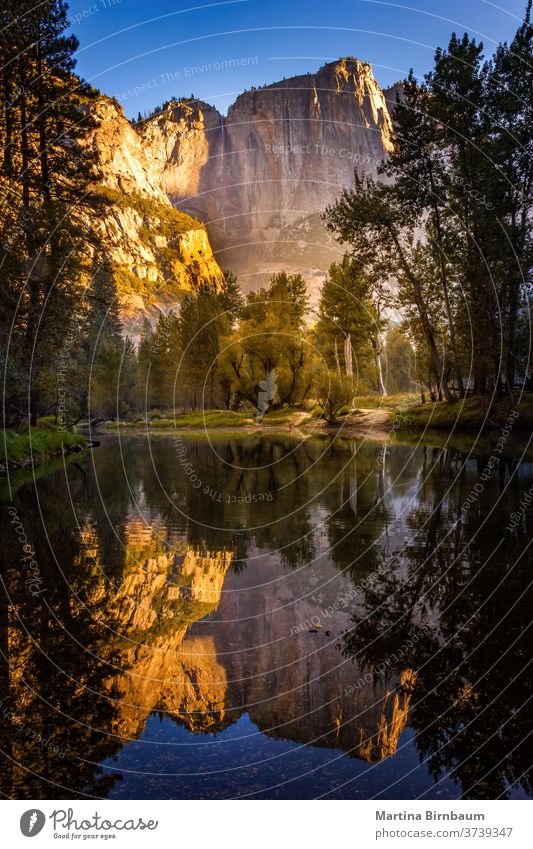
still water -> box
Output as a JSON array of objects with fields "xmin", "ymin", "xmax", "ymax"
[{"xmin": 1, "ymin": 433, "xmax": 532, "ymax": 799}]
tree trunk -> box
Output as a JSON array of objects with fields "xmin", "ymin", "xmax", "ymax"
[
  {"xmin": 334, "ymin": 338, "xmax": 342, "ymax": 377},
  {"xmin": 427, "ymin": 164, "xmax": 464, "ymax": 397},
  {"xmin": 389, "ymin": 226, "xmax": 453, "ymax": 402},
  {"xmin": 36, "ymin": 44, "xmax": 51, "ymax": 205},
  {"xmin": 1, "ymin": 65, "xmax": 15, "ymax": 176},
  {"xmin": 18, "ymin": 61, "xmax": 31, "ymax": 212},
  {"xmin": 372, "ymin": 336, "xmax": 387, "ymax": 396}
]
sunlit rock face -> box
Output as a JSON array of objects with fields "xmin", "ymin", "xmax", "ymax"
[
  {"xmin": 85, "ymin": 98, "xmax": 223, "ymax": 334},
  {"xmin": 139, "ymin": 59, "xmax": 395, "ymax": 296},
  {"xmin": 87, "ymin": 59, "xmax": 396, "ymax": 317}
]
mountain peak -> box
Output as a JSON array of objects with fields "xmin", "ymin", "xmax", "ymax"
[{"xmin": 86, "ymin": 54, "xmax": 397, "ymax": 322}]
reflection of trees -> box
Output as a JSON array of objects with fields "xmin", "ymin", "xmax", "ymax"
[
  {"xmin": 4, "ymin": 436, "xmax": 532, "ymax": 799},
  {"xmin": 0, "ymin": 479, "xmax": 123, "ymax": 798},
  {"xmin": 321, "ymin": 442, "xmax": 391, "ymax": 578},
  {"xmin": 0, "ymin": 472, "xmax": 235, "ymax": 797},
  {"xmin": 119, "ymin": 435, "xmax": 322, "ymax": 568},
  {"xmin": 342, "ymin": 447, "xmax": 533, "ymax": 799},
  {"xmin": 98, "ymin": 436, "xmax": 410, "ymax": 576}
]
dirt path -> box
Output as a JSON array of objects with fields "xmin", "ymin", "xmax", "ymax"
[
  {"xmin": 285, "ymin": 407, "xmax": 392, "ymax": 440},
  {"xmin": 321, "ymin": 408, "xmax": 392, "ymax": 439}
]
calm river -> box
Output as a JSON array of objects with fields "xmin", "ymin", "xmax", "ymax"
[{"xmin": 1, "ymin": 433, "xmax": 532, "ymax": 799}]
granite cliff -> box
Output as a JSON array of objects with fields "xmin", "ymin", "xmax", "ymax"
[
  {"xmin": 88, "ymin": 58, "xmax": 397, "ymax": 325},
  {"xmin": 85, "ymin": 97, "xmax": 223, "ymax": 334},
  {"xmin": 139, "ymin": 58, "xmax": 397, "ymax": 295}
]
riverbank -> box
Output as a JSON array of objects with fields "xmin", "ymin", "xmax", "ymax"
[
  {"xmin": 95, "ymin": 392, "xmax": 533, "ymax": 441},
  {"xmin": 1, "ymin": 427, "xmax": 87, "ymax": 475},
  {"xmin": 98, "ymin": 409, "xmax": 394, "ymax": 443},
  {"xmin": 103, "ymin": 410, "xmax": 252, "ymax": 430},
  {"xmin": 397, "ymin": 394, "xmax": 533, "ymax": 433},
  {"xmin": 100, "ymin": 408, "xmax": 317, "ymax": 433}
]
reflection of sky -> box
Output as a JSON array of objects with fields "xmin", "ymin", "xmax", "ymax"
[{"xmin": 102, "ymin": 715, "xmax": 457, "ymax": 799}]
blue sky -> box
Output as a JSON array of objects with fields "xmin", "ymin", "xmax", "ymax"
[{"xmin": 67, "ymin": 0, "xmax": 528, "ymax": 117}]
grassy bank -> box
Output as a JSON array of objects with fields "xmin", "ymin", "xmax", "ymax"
[
  {"xmin": 97, "ymin": 392, "xmax": 533, "ymax": 436},
  {"xmin": 1, "ymin": 427, "xmax": 87, "ymax": 473},
  {"xmin": 398, "ymin": 393, "xmax": 533, "ymax": 432},
  {"xmin": 105, "ymin": 410, "xmax": 253, "ymax": 429},
  {"xmin": 352, "ymin": 393, "xmax": 419, "ymax": 411},
  {"xmin": 103, "ymin": 407, "xmax": 323, "ymax": 430}
]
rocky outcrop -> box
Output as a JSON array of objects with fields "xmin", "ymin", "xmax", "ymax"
[
  {"xmin": 87, "ymin": 59, "xmax": 396, "ymax": 318},
  {"xmin": 85, "ymin": 97, "xmax": 223, "ymax": 333},
  {"xmin": 138, "ymin": 58, "xmax": 395, "ymax": 296}
]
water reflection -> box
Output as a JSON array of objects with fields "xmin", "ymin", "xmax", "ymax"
[{"xmin": 0, "ymin": 435, "xmax": 532, "ymax": 798}]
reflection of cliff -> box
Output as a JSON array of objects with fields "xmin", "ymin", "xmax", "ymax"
[
  {"xmin": 97, "ymin": 534, "xmax": 414, "ymax": 760},
  {"xmin": 5, "ymin": 438, "xmax": 533, "ymax": 798},
  {"xmin": 358, "ymin": 670, "xmax": 417, "ymax": 762},
  {"xmin": 190, "ymin": 561, "xmax": 414, "ymax": 761},
  {"xmin": 94, "ymin": 529, "xmax": 234, "ymax": 738}
]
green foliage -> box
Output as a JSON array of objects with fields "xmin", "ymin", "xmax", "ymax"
[
  {"xmin": 94, "ymin": 187, "xmax": 202, "ymax": 234},
  {"xmin": 1, "ymin": 427, "xmax": 86, "ymax": 467},
  {"xmin": 219, "ymin": 271, "xmax": 314, "ymax": 411},
  {"xmin": 314, "ymin": 255, "xmax": 388, "ymax": 392},
  {"xmin": 315, "ymin": 370, "xmax": 355, "ymax": 423},
  {"xmin": 315, "ymin": 257, "xmax": 380, "ymax": 365},
  {"xmin": 324, "ymin": 7, "xmax": 533, "ymax": 401},
  {"xmin": 353, "ymin": 392, "xmax": 419, "ymax": 410},
  {"xmin": 384, "ymin": 327, "xmax": 415, "ymax": 393},
  {"xmin": 134, "ymin": 273, "xmax": 243, "ymax": 413},
  {"xmin": 165, "ymin": 411, "xmax": 251, "ymax": 428},
  {"xmin": 104, "ymin": 410, "xmax": 252, "ymax": 429},
  {"xmin": 171, "ymin": 410, "xmax": 250, "ymax": 428},
  {"xmin": 398, "ymin": 393, "xmax": 533, "ymax": 431}
]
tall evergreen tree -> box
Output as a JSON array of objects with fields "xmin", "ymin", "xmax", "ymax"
[
  {"xmin": 325, "ymin": 3, "xmax": 533, "ymax": 400},
  {"xmin": 0, "ymin": 0, "xmax": 99, "ymax": 424},
  {"xmin": 485, "ymin": 3, "xmax": 533, "ymax": 388}
]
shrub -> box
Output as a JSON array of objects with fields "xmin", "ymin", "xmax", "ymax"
[{"xmin": 315, "ymin": 371, "xmax": 354, "ymax": 423}]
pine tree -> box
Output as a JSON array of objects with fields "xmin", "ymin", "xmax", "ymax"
[
  {"xmin": 485, "ymin": 3, "xmax": 533, "ymax": 389},
  {"xmin": 0, "ymin": 0, "xmax": 99, "ymax": 424},
  {"xmin": 325, "ymin": 4, "xmax": 533, "ymax": 400},
  {"xmin": 86, "ymin": 259, "xmax": 136, "ymax": 421}
]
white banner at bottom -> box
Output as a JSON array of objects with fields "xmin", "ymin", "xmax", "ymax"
[{"xmin": 2, "ymin": 800, "xmax": 531, "ymax": 848}]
